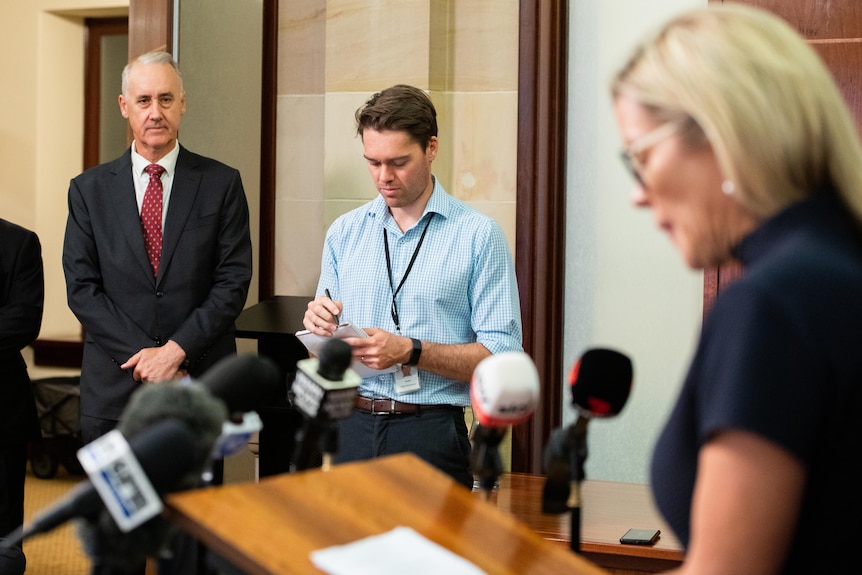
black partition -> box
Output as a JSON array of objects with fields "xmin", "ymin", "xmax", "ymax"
[{"xmin": 234, "ymin": 296, "xmax": 312, "ymax": 477}]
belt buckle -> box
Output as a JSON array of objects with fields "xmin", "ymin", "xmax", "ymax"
[
  {"xmin": 370, "ymin": 398, "xmax": 392, "ymax": 416},
  {"xmin": 376, "ymin": 398, "xmax": 397, "ymax": 415},
  {"xmin": 368, "ymin": 397, "xmax": 402, "ymax": 415}
]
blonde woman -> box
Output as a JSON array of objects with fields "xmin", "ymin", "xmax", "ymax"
[{"xmin": 611, "ymin": 4, "xmax": 862, "ymax": 574}]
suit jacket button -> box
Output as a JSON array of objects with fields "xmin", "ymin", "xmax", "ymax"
[{"xmin": 156, "ymin": 291, "xmax": 164, "ymax": 297}]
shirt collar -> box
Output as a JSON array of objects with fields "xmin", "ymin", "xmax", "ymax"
[
  {"xmin": 131, "ymin": 141, "xmax": 180, "ymax": 178},
  {"xmin": 369, "ymin": 175, "xmax": 453, "ymax": 226},
  {"xmin": 733, "ymin": 194, "xmax": 848, "ymax": 266}
]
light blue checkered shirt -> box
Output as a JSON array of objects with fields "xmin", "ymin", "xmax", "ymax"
[{"xmin": 316, "ymin": 178, "xmax": 523, "ymax": 406}]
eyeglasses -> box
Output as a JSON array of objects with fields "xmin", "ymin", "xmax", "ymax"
[{"xmin": 619, "ymin": 122, "xmax": 681, "ymax": 188}]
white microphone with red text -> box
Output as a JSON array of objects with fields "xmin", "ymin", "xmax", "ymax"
[{"xmin": 470, "ymin": 352, "xmax": 540, "ymax": 496}]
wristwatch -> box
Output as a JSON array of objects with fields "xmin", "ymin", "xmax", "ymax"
[{"xmin": 406, "ymin": 338, "xmax": 422, "ymax": 366}]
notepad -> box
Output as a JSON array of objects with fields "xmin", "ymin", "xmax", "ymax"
[
  {"xmin": 311, "ymin": 526, "xmax": 488, "ymax": 575},
  {"xmin": 296, "ymin": 322, "xmax": 368, "ymax": 352},
  {"xmin": 295, "ymin": 323, "xmax": 396, "ymax": 378}
]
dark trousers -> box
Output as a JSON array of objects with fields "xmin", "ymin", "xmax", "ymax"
[
  {"xmin": 335, "ymin": 407, "xmax": 473, "ymax": 489},
  {"xmin": 0, "ymin": 444, "xmax": 27, "ymax": 575}
]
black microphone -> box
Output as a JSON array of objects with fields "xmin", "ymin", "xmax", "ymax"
[
  {"xmin": 115, "ymin": 374, "xmax": 229, "ymax": 468},
  {"xmin": 186, "ymin": 354, "xmax": 282, "ymax": 460},
  {"xmin": 194, "ymin": 353, "xmax": 282, "ymax": 417},
  {"xmin": 30, "ymin": 355, "xmax": 278, "ymax": 571},
  {"xmin": 2, "ymin": 418, "xmax": 198, "ymax": 549},
  {"xmin": 569, "ymin": 348, "xmax": 632, "ymax": 418},
  {"xmin": 542, "ymin": 348, "xmax": 633, "ymax": 553},
  {"xmin": 72, "ymin": 363, "xmax": 237, "ymax": 568},
  {"xmin": 290, "ymin": 338, "xmax": 361, "ymax": 471},
  {"xmin": 469, "ymin": 352, "xmax": 540, "ymax": 496},
  {"xmin": 119, "ymin": 354, "xmax": 281, "ymax": 463}
]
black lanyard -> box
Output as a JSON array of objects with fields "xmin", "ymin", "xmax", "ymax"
[{"xmin": 384, "ymin": 213, "xmax": 434, "ymax": 333}]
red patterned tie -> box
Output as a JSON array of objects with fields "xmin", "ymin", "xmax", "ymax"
[{"xmin": 142, "ymin": 164, "xmax": 165, "ymax": 276}]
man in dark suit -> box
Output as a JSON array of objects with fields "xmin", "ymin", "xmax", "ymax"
[
  {"xmin": 62, "ymin": 50, "xmax": 252, "ymax": 452},
  {"xmin": 0, "ymin": 218, "xmax": 43, "ymax": 575},
  {"xmin": 63, "ymin": 50, "xmax": 252, "ymax": 575}
]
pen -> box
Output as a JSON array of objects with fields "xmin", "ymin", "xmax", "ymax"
[{"xmin": 325, "ymin": 288, "xmax": 340, "ymax": 325}]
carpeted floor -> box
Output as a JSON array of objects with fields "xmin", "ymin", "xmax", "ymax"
[{"xmin": 21, "ymin": 464, "xmax": 92, "ymax": 575}]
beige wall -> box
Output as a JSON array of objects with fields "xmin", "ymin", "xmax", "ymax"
[
  {"xmin": 3, "ymin": 0, "xmax": 516, "ymax": 347},
  {"xmin": 3, "ymin": 0, "xmax": 712, "ymax": 485},
  {"xmin": 178, "ymin": 0, "xmax": 263, "ymax": 315},
  {"xmin": 1, "ymin": 0, "xmax": 129, "ymax": 345},
  {"xmin": 274, "ymin": 0, "xmax": 519, "ymax": 471},
  {"xmin": 274, "ymin": 0, "xmax": 519, "ymax": 296}
]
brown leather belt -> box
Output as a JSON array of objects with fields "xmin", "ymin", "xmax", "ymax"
[{"xmin": 353, "ymin": 395, "xmax": 461, "ymax": 416}]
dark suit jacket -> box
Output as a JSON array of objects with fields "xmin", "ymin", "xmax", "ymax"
[
  {"xmin": 0, "ymin": 219, "xmax": 43, "ymax": 447},
  {"xmin": 63, "ymin": 145, "xmax": 253, "ymax": 420}
]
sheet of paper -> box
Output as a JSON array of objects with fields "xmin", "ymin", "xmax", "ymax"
[
  {"xmin": 310, "ymin": 526, "xmax": 488, "ymax": 575},
  {"xmin": 295, "ymin": 323, "xmax": 396, "ymax": 378}
]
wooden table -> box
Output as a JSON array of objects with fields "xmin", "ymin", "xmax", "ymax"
[
  {"xmin": 479, "ymin": 474, "xmax": 684, "ymax": 574},
  {"xmin": 165, "ymin": 454, "xmax": 609, "ymax": 575}
]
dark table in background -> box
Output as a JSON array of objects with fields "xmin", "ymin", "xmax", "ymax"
[{"xmin": 234, "ymin": 296, "xmax": 312, "ymax": 477}]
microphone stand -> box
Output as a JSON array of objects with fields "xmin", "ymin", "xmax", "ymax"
[
  {"xmin": 320, "ymin": 422, "xmax": 339, "ymax": 471},
  {"xmin": 291, "ymin": 419, "xmax": 321, "ymax": 472},
  {"xmin": 291, "ymin": 412, "xmax": 342, "ymax": 472},
  {"xmin": 565, "ymin": 416, "xmax": 589, "ymax": 554},
  {"xmin": 471, "ymin": 426, "xmax": 505, "ymax": 499}
]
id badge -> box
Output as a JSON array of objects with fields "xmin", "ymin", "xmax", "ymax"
[{"xmin": 394, "ymin": 364, "xmax": 421, "ymax": 395}]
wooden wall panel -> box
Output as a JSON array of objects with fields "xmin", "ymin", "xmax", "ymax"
[
  {"xmin": 128, "ymin": 0, "xmax": 172, "ymax": 58},
  {"xmin": 737, "ymin": 0, "xmax": 862, "ymax": 38},
  {"xmin": 513, "ymin": 0, "xmax": 568, "ymax": 473},
  {"xmin": 813, "ymin": 42, "xmax": 862, "ymax": 135}
]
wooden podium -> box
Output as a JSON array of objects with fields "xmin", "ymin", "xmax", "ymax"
[{"xmin": 165, "ymin": 454, "xmax": 609, "ymax": 575}]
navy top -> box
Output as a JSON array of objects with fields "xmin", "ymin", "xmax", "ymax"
[{"xmin": 651, "ymin": 195, "xmax": 862, "ymax": 574}]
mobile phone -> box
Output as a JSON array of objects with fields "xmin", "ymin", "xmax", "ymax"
[{"xmin": 619, "ymin": 528, "xmax": 661, "ymax": 545}]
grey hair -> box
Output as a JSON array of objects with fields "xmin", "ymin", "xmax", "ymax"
[{"xmin": 121, "ymin": 51, "xmax": 183, "ymax": 96}]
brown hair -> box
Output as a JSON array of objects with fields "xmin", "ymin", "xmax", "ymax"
[{"xmin": 355, "ymin": 85, "xmax": 438, "ymax": 151}]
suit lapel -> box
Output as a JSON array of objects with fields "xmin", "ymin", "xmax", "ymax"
[
  {"xmin": 159, "ymin": 146, "xmax": 201, "ymax": 282},
  {"xmin": 108, "ymin": 151, "xmax": 156, "ymax": 283}
]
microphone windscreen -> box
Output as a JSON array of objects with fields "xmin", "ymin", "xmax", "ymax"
[
  {"xmin": 12, "ymin": 418, "xmax": 199, "ymax": 548},
  {"xmin": 196, "ymin": 354, "xmax": 282, "ymax": 413},
  {"xmin": 114, "ymin": 418, "xmax": 200, "ymax": 493},
  {"xmin": 569, "ymin": 348, "xmax": 632, "ymax": 417},
  {"xmin": 117, "ymin": 383, "xmax": 226, "ymax": 488},
  {"xmin": 316, "ymin": 338, "xmax": 352, "ymax": 381},
  {"xmin": 76, "ymin": 419, "xmax": 201, "ymax": 565},
  {"xmin": 471, "ymin": 352, "xmax": 540, "ymax": 428}
]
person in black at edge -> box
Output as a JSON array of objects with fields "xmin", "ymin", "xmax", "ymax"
[{"xmin": 0, "ymin": 218, "xmax": 43, "ymax": 575}]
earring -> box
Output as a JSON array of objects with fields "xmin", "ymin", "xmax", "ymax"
[{"xmin": 721, "ymin": 180, "xmax": 735, "ymax": 195}]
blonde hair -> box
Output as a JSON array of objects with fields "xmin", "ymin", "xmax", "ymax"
[{"xmin": 611, "ymin": 3, "xmax": 862, "ymax": 224}]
